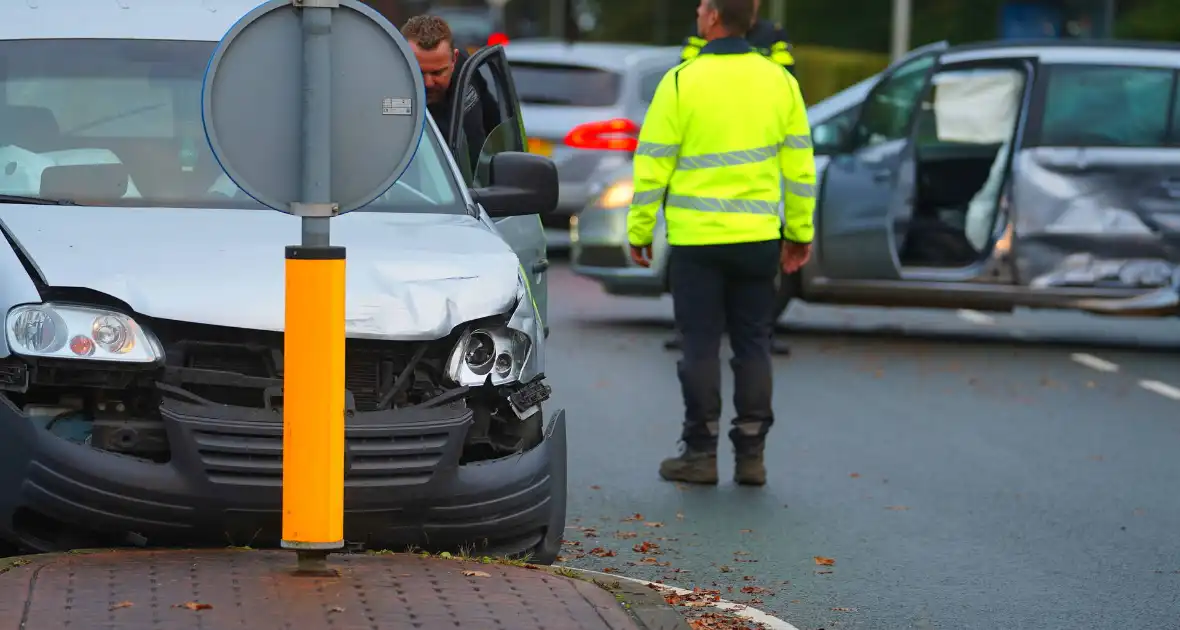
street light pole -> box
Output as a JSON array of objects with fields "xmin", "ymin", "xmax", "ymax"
[
  {"xmin": 890, "ymin": 0, "xmax": 911, "ymax": 62},
  {"xmin": 770, "ymin": 0, "xmax": 785, "ymax": 27}
]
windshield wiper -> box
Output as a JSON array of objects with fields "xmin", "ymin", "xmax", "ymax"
[{"xmin": 0, "ymin": 194, "xmax": 78, "ymax": 206}]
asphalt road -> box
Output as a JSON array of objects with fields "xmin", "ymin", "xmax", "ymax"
[{"xmin": 543, "ymin": 261, "xmax": 1180, "ymax": 630}]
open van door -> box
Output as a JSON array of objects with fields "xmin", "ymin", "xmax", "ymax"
[
  {"xmin": 816, "ymin": 42, "xmax": 946, "ymax": 280},
  {"xmin": 447, "ymin": 45, "xmax": 549, "ymax": 331}
]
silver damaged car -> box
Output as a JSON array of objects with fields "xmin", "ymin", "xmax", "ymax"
[{"xmin": 0, "ymin": 0, "xmax": 566, "ymax": 564}]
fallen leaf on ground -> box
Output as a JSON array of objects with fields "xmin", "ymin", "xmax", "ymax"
[
  {"xmin": 615, "ymin": 531, "xmax": 638, "ymax": 539},
  {"xmin": 814, "ymin": 556, "xmax": 836, "ymax": 566},
  {"xmin": 733, "ymin": 550, "xmax": 749, "ymax": 556},
  {"xmin": 884, "ymin": 505, "xmax": 910, "ymax": 511},
  {"xmin": 676, "ymin": 512, "xmax": 685, "ymax": 520},
  {"xmin": 644, "ymin": 522, "xmax": 664, "ymax": 528},
  {"xmin": 739, "ymin": 529, "xmax": 753, "ymax": 533},
  {"xmin": 589, "ymin": 547, "xmax": 617, "ymax": 558},
  {"xmin": 109, "ymin": 601, "xmax": 133, "ymax": 611},
  {"xmin": 832, "ymin": 607, "xmax": 858, "ymax": 612},
  {"xmin": 815, "ymin": 570, "xmax": 833, "ymax": 575},
  {"xmin": 175, "ymin": 602, "xmax": 212, "ymax": 611},
  {"xmin": 634, "ymin": 541, "xmax": 661, "ymax": 553},
  {"xmin": 602, "ymin": 567, "xmax": 618, "ymax": 573},
  {"xmin": 636, "ymin": 557, "xmax": 670, "ymax": 566},
  {"xmin": 329, "ymin": 606, "xmax": 345, "ymax": 613},
  {"xmin": 741, "ymin": 575, "xmax": 756, "ymax": 581},
  {"xmin": 718, "ymin": 565, "xmax": 732, "ymax": 573},
  {"xmin": 849, "ymin": 472, "xmax": 861, "ymax": 478},
  {"xmin": 623, "ymin": 513, "xmax": 644, "ymax": 521},
  {"xmin": 462, "ymin": 570, "xmax": 491, "ymax": 578},
  {"xmin": 590, "ymin": 485, "xmax": 601, "ymax": 490},
  {"xmin": 740, "ymin": 586, "xmax": 768, "ymax": 594}
]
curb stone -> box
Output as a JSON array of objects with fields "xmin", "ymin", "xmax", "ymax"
[{"xmin": 548, "ymin": 567, "xmax": 691, "ymax": 630}]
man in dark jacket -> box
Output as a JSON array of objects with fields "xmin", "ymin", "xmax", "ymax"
[{"xmin": 402, "ymin": 15, "xmax": 488, "ymax": 175}]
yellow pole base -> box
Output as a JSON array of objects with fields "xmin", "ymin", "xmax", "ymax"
[{"xmin": 281, "ymin": 245, "xmax": 346, "ymax": 550}]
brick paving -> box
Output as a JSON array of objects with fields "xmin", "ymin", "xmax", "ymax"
[{"xmin": 0, "ymin": 549, "xmax": 642, "ymax": 630}]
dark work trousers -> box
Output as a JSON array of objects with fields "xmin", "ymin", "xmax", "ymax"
[{"xmin": 669, "ymin": 239, "xmax": 779, "ymax": 453}]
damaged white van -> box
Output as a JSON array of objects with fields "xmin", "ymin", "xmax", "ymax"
[{"xmin": 0, "ymin": 0, "xmax": 566, "ymax": 563}]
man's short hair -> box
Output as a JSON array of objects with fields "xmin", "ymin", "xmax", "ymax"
[
  {"xmin": 401, "ymin": 15, "xmax": 453, "ymax": 50},
  {"xmin": 707, "ymin": 0, "xmax": 755, "ymax": 36}
]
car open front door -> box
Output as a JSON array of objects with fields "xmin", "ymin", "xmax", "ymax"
[
  {"xmin": 447, "ymin": 45, "xmax": 549, "ymax": 331},
  {"xmin": 816, "ymin": 43, "xmax": 945, "ymax": 280}
]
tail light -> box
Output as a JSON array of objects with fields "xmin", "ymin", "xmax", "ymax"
[
  {"xmin": 563, "ymin": 118, "xmax": 639, "ymax": 152},
  {"xmin": 487, "ymin": 32, "xmax": 510, "ymax": 46}
]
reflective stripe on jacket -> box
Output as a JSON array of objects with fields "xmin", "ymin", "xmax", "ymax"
[{"xmin": 628, "ymin": 36, "xmax": 815, "ymax": 248}]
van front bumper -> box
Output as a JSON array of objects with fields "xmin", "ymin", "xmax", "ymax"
[{"xmin": 0, "ymin": 395, "xmax": 567, "ymax": 563}]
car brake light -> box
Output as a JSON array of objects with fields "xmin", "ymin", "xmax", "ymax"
[
  {"xmin": 488, "ymin": 32, "xmax": 510, "ymax": 46},
  {"xmin": 563, "ymin": 118, "xmax": 640, "ymax": 152}
]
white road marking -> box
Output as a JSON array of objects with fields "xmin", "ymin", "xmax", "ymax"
[
  {"xmin": 572, "ymin": 567, "xmax": 802, "ymax": 630},
  {"xmin": 956, "ymin": 309, "xmax": 996, "ymax": 325},
  {"xmin": 1070, "ymin": 353, "xmax": 1120, "ymax": 373},
  {"xmin": 1139, "ymin": 379, "xmax": 1180, "ymax": 401}
]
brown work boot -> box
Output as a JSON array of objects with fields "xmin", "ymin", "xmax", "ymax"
[
  {"xmin": 730, "ymin": 427, "xmax": 767, "ymax": 486},
  {"xmin": 658, "ymin": 448, "xmax": 718, "ymax": 485},
  {"xmin": 734, "ymin": 452, "xmax": 766, "ymax": 486}
]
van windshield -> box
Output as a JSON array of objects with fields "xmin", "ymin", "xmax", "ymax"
[{"xmin": 0, "ymin": 38, "xmax": 466, "ymax": 213}]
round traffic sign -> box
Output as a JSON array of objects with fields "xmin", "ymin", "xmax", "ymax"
[{"xmin": 201, "ymin": 0, "xmax": 426, "ymax": 214}]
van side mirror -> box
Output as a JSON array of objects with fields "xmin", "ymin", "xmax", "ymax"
[{"xmin": 471, "ymin": 152, "xmax": 558, "ymax": 218}]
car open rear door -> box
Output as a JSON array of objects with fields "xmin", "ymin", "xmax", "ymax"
[
  {"xmin": 816, "ymin": 42, "xmax": 945, "ymax": 280},
  {"xmin": 447, "ymin": 45, "xmax": 549, "ymax": 331}
]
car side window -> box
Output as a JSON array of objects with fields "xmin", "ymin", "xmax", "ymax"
[
  {"xmin": 849, "ymin": 54, "xmax": 937, "ymax": 150},
  {"xmin": 447, "ymin": 47, "xmax": 525, "ymax": 188},
  {"xmin": 1037, "ymin": 64, "xmax": 1175, "ymax": 147},
  {"xmin": 913, "ymin": 66, "xmax": 1026, "ymax": 149}
]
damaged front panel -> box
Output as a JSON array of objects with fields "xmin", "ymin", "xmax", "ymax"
[{"xmin": 1011, "ymin": 147, "xmax": 1180, "ymax": 290}]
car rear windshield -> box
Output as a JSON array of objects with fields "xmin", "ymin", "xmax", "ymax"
[
  {"xmin": 508, "ymin": 62, "xmax": 622, "ymax": 107},
  {"xmin": 1032, "ymin": 63, "xmax": 1180, "ymax": 148},
  {"xmin": 0, "ymin": 38, "xmax": 464, "ymax": 213}
]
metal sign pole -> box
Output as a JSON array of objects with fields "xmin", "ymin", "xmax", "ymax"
[
  {"xmin": 282, "ymin": 0, "xmax": 346, "ymax": 573},
  {"xmin": 201, "ymin": 0, "xmax": 426, "ymax": 574}
]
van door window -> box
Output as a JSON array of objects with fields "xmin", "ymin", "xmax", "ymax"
[{"xmin": 1035, "ymin": 65, "xmax": 1175, "ymax": 147}]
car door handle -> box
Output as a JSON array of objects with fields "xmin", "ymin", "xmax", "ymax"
[{"xmin": 533, "ymin": 258, "xmax": 550, "ymax": 274}]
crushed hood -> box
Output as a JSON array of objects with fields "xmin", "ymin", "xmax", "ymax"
[{"xmin": 0, "ymin": 205, "xmax": 523, "ymax": 340}]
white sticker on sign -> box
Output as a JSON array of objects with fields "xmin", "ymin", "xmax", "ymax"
[{"xmin": 382, "ymin": 97, "xmax": 412, "ymax": 116}]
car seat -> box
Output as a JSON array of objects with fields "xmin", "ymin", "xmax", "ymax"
[{"xmin": 0, "ymin": 105, "xmax": 62, "ymax": 153}]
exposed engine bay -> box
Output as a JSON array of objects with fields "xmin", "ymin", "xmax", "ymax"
[{"xmin": 0, "ymin": 314, "xmax": 551, "ymax": 467}]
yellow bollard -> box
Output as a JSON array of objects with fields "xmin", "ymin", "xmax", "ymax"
[{"xmin": 281, "ymin": 245, "xmax": 346, "ymax": 564}]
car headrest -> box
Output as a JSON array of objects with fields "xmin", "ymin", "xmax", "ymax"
[
  {"xmin": 40, "ymin": 163, "xmax": 129, "ymax": 201},
  {"xmin": 0, "ymin": 106, "xmax": 61, "ymax": 151}
]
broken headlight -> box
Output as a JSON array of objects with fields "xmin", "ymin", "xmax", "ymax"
[
  {"xmin": 6, "ymin": 303, "xmax": 163, "ymax": 363},
  {"xmin": 445, "ymin": 324, "xmax": 531, "ymax": 386}
]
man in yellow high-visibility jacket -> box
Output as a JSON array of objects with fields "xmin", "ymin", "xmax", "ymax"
[
  {"xmin": 667, "ymin": 0, "xmax": 796, "ymax": 356},
  {"xmin": 627, "ymin": 0, "xmax": 815, "ymax": 487}
]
